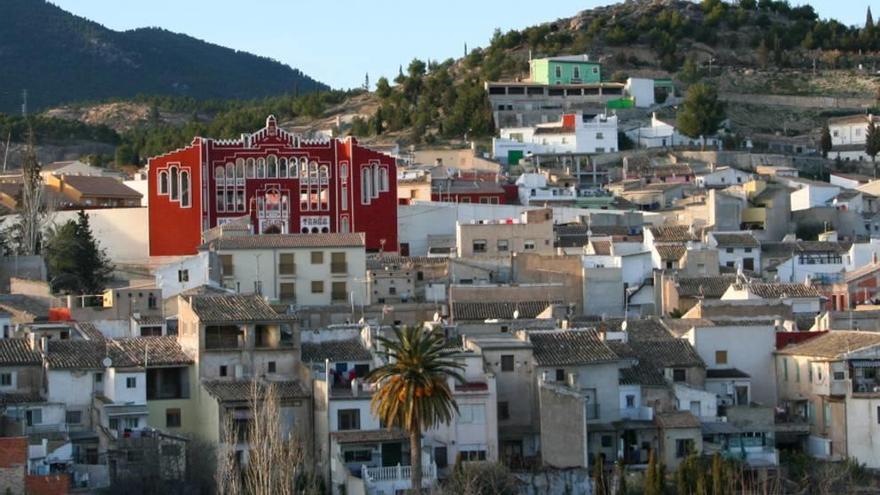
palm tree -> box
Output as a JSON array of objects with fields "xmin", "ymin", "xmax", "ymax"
[{"xmin": 367, "ymin": 326, "xmax": 465, "ymax": 493}]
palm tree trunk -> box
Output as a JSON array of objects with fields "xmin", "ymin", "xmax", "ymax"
[{"xmin": 410, "ymin": 428, "xmax": 422, "ymax": 494}]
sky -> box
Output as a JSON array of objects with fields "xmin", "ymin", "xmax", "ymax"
[{"xmin": 50, "ymin": 0, "xmax": 871, "ymax": 90}]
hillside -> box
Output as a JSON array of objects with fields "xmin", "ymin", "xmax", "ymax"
[{"xmin": 0, "ymin": 0, "xmax": 327, "ymax": 113}]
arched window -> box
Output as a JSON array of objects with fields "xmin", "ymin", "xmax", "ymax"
[
  {"xmin": 158, "ymin": 170, "xmax": 168, "ymax": 195},
  {"xmin": 226, "ymin": 162, "xmax": 235, "ymax": 180},
  {"xmin": 257, "ymin": 158, "xmax": 266, "ymax": 178},
  {"xmin": 372, "ymin": 164, "xmax": 380, "ymax": 198},
  {"xmin": 300, "ymin": 160, "xmax": 308, "ymax": 179},
  {"xmin": 180, "ymin": 171, "xmax": 190, "ymax": 207},
  {"xmin": 309, "ymin": 161, "xmax": 319, "ymax": 181},
  {"xmin": 361, "ymin": 167, "xmax": 372, "ymax": 205},
  {"xmin": 288, "ymin": 158, "xmax": 298, "ymax": 178},
  {"xmin": 378, "ymin": 167, "xmax": 389, "ymax": 192},
  {"xmin": 340, "ymin": 163, "xmax": 348, "ymax": 179},
  {"xmin": 235, "ymin": 159, "xmax": 245, "ymax": 180},
  {"xmin": 340, "ymin": 216, "xmax": 350, "ymax": 233},
  {"xmin": 319, "ymin": 165, "xmax": 329, "ymax": 182},
  {"xmin": 246, "ymin": 158, "xmax": 256, "ymax": 178},
  {"xmin": 170, "ymin": 167, "xmax": 179, "ymax": 200},
  {"xmin": 215, "ymin": 166, "xmax": 225, "ymax": 179},
  {"xmin": 267, "ymin": 156, "xmax": 278, "ymax": 178},
  {"xmin": 279, "ymin": 158, "xmax": 288, "ymax": 178}
]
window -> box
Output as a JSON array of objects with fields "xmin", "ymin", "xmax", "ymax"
[
  {"xmin": 219, "ymin": 365, "xmax": 228, "ymax": 377},
  {"xmin": 311, "ymin": 251, "xmax": 324, "ymax": 264},
  {"xmin": 834, "ymin": 371, "xmax": 846, "ymax": 380},
  {"xmin": 796, "ymin": 362, "xmax": 801, "ymax": 382},
  {"xmin": 378, "ymin": 167, "xmax": 389, "ymax": 192},
  {"xmin": 877, "ymin": 406, "xmax": 880, "ymax": 425},
  {"xmin": 361, "ymin": 167, "xmax": 372, "ymax": 204},
  {"xmin": 435, "ymin": 447, "xmax": 448, "ymax": 469},
  {"xmin": 279, "ymin": 283, "xmax": 295, "ymax": 302},
  {"xmin": 497, "ymin": 239, "xmax": 509, "ymax": 252},
  {"xmin": 180, "ymin": 170, "xmax": 190, "ymax": 207},
  {"xmin": 744, "ymin": 248, "xmax": 753, "ymax": 253},
  {"xmin": 472, "ymin": 239, "xmax": 487, "ymax": 253},
  {"xmin": 625, "ymin": 395, "xmax": 636, "ymax": 408},
  {"xmin": 158, "ymin": 171, "xmax": 168, "ymax": 195},
  {"xmin": 65, "ymin": 410, "xmax": 82, "ymax": 424},
  {"xmin": 178, "ymin": 270, "xmax": 189, "ymax": 283},
  {"xmin": 220, "ymin": 254, "xmax": 234, "ymax": 277},
  {"xmin": 715, "ymin": 350, "xmax": 728, "ymax": 365},
  {"xmin": 498, "ymin": 401, "xmax": 510, "ymax": 420},
  {"xmin": 675, "ymin": 439, "xmax": 694, "ymax": 458},
  {"xmin": 148, "ymin": 293, "xmax": 157, "ymax": 309},
  {"xmin": 501, "ymin": 355, "xmax": 514, "ymax": 372},
  {"xmin": 26, "ymin": 408, "xmax": 42, "ymax": 426},
  {"xmin": 338, "ymin": 409, "xmax": 360, "ymax": 430},
  {"xmin": 0, "ymin": 373, "xmax": 12, "ymax": 386},
  {"xmin": 725, "ymin": 248, "xmax": 734, "ymax": 254},
  {"xmin": 124, "ymin": 417, "xmax": 139, "ymax": 429},
  {"xmin": 268, "ymin": 361, "xmax": 276, "ymax": 373},
  {"xmin": 601, "ymin": 435, "xmax": 612, "ymax": 448},
  {"xmin": 344, "ymin": 450, "xmax": 372, "ymax": 463},
  {"xmin": 94, "ymin": 372, "xmax": 103, "ymax": 384},
  {"xmin": 311, "ymin": 281, "xmax": 324, "ymax": 294},
  {"xmin": 170, "ymin": 167, "xmax": 179, "ymax": 200},
  {"xmin": 809, "ymin": 364, "xmax": 813, "ymax": 383},
  {"xmin": 573, "ymin": 66, "xmax": 581, "ymax": 79},
  {"xmin": 596, "ymin": 132, "xmax": 604, "ymax": 140},
  {"xmin": 460, "ymin": 449, "xmax": 487, "ymax": 461},
  {"xmin": 331, "ymin": 252, "xmax": 347, "ymax": 274},
  {"xmin": 783, "ymin": 359, "xmax": 789, "ymax": 381},
  {"xmin": 166, "ymin": 408, "xmax": 181, "ymax": 428},
  {"xmin": 457, "ymin": 404, "xmax": 486, "ymax": 425},
  {"xmin": 524, "ymin": 240, "xmax": 536, "ymax": 251},
  {"xmin": 555, "ymin": 65, "xmax": 562, "ymax": 78},
  {"xmin": 279, "ymin": 253, "xmax": 295, "ymax": 275},
  {"xmin": 332, "ymin": 282, "xmax": 347, "ymax": 302},
  {"xmin": 341, "ymin": 185, "xmax": 348, "ymax": 210},
  {"xmin": 555, "ymin": 369, "xmax": 565, "ymax": 382},
  {"xmin": 672, "ymin": 369, "xmax": 686, "ymax": 382},
  {"xmin": 126, "ymin": 377, "xmax": 137, "ymax": 389}
]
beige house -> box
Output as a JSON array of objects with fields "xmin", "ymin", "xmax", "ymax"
[
  {"xmin": 175, "ymin": 294, "xmax": 311, "ymax": 447},
  {"xmin": 199, "ymin": 233, "xmax": 368, "ymax": 307},
  {"xmin": 456, "ymin": 208, "xmax": 554, "ymax": 258}
]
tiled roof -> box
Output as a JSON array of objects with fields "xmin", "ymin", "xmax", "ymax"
[
  {"xmin": 0, "ymin": 391, "xmax": 45, "ymax": 405},
  {"xmin": 634, "ymin": 339, "xmax": 705, "ymax": 368},
  {"xmin": 777, "ymin": 331, "xmax": 880, "ymax": 359},
  {"xmin": 529, "ymin": 329, "xmax": 619, "ymax": 366},
  {"xmin": 46, "ymin": 340, "xmax": 137, "ymax": 370},
  {"xmin": 451, "ymin": 300, "xmax": 557, "ymax": 321},
  {"xmin": 301, "ymin": 339, "xmax": 372, "ymax": 363},
  {"xmin": 366, "ymin": 255, "xmax": 448, "ymax": 270},
  {"xmin": 331, "ymin": 428, "xmax": 409, "ymax": 444},
  {"xmin": 59, "ymin": 175, "xmax": 142, "ymax": 199},
  {"xmin": 711, "ymin": 232, "xmax": 759, "ymax": 248},
  {"xmin": 676, "ymin": 276, "xmax": 738, "ymax": 298},
  {"xmin": 200, "ymin": 233, "xmax": 365, "ymax": 250},
  {"xmin": 845, "ymin": 262, "xmax": 880, "ymax": 282},
  {"xmin": 649, "ymin": 225, "xmax": 698, "ymax": 243},
  {"xmin": 189, "ymin": 294, "xmax": 296, "ymax": 323},
  {"xmin": 115, "ymin": 337, "xmax": 194, "ymax": 366},
  {"xmin": 656, "ymin": 411, "xmax": 701, "ymax": 429},
  {"xmin": 828, "ymin": 114, "xmax": 880, "ymax": 126},
  {"xmin": 606, "ymin": 342, "xmax": 667, "ymax": 386},
  {"xmin": 744, "ymin": 282, "xmax": 822, "ymax": 299},
  {"xmin": 201, "ymin": 379, "xmax": 310, "ymax": 402},
  {"xmin": 75, "ymin": 322, "xmax": 106, "ymax": 341},
  {"xmin": 706, "ymin": 368, "xmax": 750, "ymax": 379},
  {"xmin": 655, "ymin": 245, "xmax": 686, "ymax": 261},
  {"xmin": 589, "ymin": 240, "xmax": 612, "ymax": 255},
  {"xmin": 0, "ymin": 339, "xmax": 41, "ymax": 365}
]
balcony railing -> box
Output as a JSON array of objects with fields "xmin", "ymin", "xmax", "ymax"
[
  {"xmin": 361, "ymin": 462, "xmax": 437, "ymax": 486},
  {"xmin": 26, "ymin": 423, "xmax": 68, "ymax": 435},
  {"xmin": 620, "ymin": 406, "xmax": 654, "ymax": 421},
  {"xmin": 331, "ymin": 262, "xmax": 348, "ymax": 274},
  {"xmin": 331, "ymin": 292, "xmax": 348, "ymax": 303},
  {"xmin": 278, "ymin": 264, "xmax": 296, "ymax": 276}
]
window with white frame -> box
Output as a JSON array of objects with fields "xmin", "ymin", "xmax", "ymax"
[
  {"xmin": 457, "ymin": 404, "xmax": 486, "ymax": 425},
  {"xmin": 170, "ymin": 167, "xmax": 179, "ymax": 200},
  {"xmin": 361, "ymin": 167, "xmax": 372, "ymax": 204},
  {"xmin": 158, "ymin": 170, "xmax": 168, "ymax": 195},
  {"xmin": 126, "ymin": 377, "xmax": 137, "ymax": 388},
  {"xmin": 180, "ymin": 170, "xmax": 190, "ymax": 207}
]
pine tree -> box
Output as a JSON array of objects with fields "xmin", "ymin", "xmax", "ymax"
[
  {"xmin": 45, "ymin": 210, "xmax": 113, "ymax": 295},
  {"xmin": 820, "ymin": 125, "xmax": 832, "ymax": 158},
  {"xmin": 677, "ymin": 83, "xmax": 726, "ymax": 148},
  {"xmin": 868, "ymin": 7, "xmax": 875, "ymax": 31},
  {"xmin": 866, "ymin": 119, "xmax": 880, "ymax": 178}
]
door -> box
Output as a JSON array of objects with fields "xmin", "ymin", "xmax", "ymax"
[
  {"xmin": 381, "ymin": 442, "xmax": 403, "ymax": 467},
  {"xmin": 743, "ymin": 258, "xmax": 754, "ymax": 271}
]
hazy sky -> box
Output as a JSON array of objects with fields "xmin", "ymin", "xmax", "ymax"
[{"xmin": 50, "ymin": 0, "xmax": 872, "ymax": 89}]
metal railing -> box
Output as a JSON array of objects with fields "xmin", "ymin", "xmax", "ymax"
[
  {"xmin": 331, "ymin": 262, "xmax": 348, "ymax": 274},
  {"xmin": 361, "ymin": 462, "xmax": 437, "ymax": 484}
]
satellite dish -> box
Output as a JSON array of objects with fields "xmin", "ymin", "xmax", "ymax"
[
  {"xmin": 101, "ymin": 357, "xmax": 113, "ymax": 368},
  {"xmin": 621, "ymin": 320, "xmax": 628, "ymax": 332},
  {"xmin": 433, "ymin": 312, "xmax": 441, "ymax": 323},
  {"xmin": 513, "ymin": 309, "xmax": 520, "ymax": 320}
]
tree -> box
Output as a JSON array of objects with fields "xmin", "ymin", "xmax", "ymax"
[
  {"xmin": 593, "ymin": 455, "xmax": 607, "ymax": 495},
  {"xmin": 711, "ymin": 453, "xmax": 723, "ymax": 495},
  {"xmin": 645, "ymin": 450, "xmax": 662, "ymax": 495},
  {"xmin": 868, "ymin": 7, "xmax": 875, "ymax": 31},
  {"xmin": 866, "ymin": 120, "xmax": 880, "ymax": 177},
  {"xmin": 616, "ymin": 459, "xmax": 627, "ymax": 495},
  {"xmin": 375, "ymin": 77, "xmax": 392, "ymax": 99},
  {"xmin": 678, "ymin": 57, "xmax": 702, "ymax": 85},
  {"xmin": 820, "ymin": 125, "xmax": 832, "ymax": 158},
  {"xmin": 44, "ymin": 211, "xmax": 113, "ymax": 295},
  {"xmin": 443, "ymin": 460, "xmax": 519, "ymax": 495},
  {"xmin": 756, "ymin": 39, "xmax": 770, "ymax": 68},
  {"xmin": 18, "ymin": 125, "xmax": 44, "ymax": 256},
  {"xmin": 677, "ymin": 83, "xmax": 726, "ymax": 149},
  {"xmin": 367, "ymin": 326, "xmax": 465, "ymax": 493},
  {"xmin": 215, "ymin": 381, "xmax": 320, "ymax": 495}
]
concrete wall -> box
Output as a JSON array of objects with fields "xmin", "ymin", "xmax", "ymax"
[
  {"xmin": 719, "ymin": 92, "xmax": 874, "ymax": 110},
  {"xmin": 583, "ymin": 267, "xmax": 624, "ymax": 317},
  {"xmin": 0, "ymin": 258, "xmax": 46, "ymax": 292},
  {"xmin": 538, "ymin": 384, "xmax": 587, "ymax": 468},
  {"xmin": 660, "ymin": 427, "xmax": 702, "ymax": 470},
  {"xmin": 513, "ymin": 254, "xmax": 584, "ymax": 314}
]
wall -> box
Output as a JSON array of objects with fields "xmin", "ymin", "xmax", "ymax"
[
  {"xmin": 47, "ymin": 370, "xmax": 95, "ymax": 409},
  {"xmin": 0, "ymin": 258, "xmax": 47, "ymax": 292},
  {"xmin": 9, "ymin": 277, "xmax": 51, "ymax": 298},
  {"xmin": 456, "ymin": 219, "xmax": 554, "ymax": 258},
  {"xmin": 514, "ymin": 469, "xmax": 593, "ymax": 495},
  {"xmin": 539, "ymin": 384, "xmax": 587, "ymax": 468},
  {"xmin": 25, "ymin": 474, "xmax": 70, "ymax": 495},
  {"xmin": 155, "ymin": 253, "xmax": 213, "ymax": 300},
  {"xmin": 661, "ymin": 427, "xmax": 702, "ymax": 470},
  {"xmin": 513, "ymin": 254, "xmax": 584, "ymax": 314},
  {"xmin": 845, "ymin": 397, "xmax": 880, "ymax": 468},
  {"xmin": 146, "ymin": 366, "xmax": 198, "ymax": 434},
  {"xmin": 104, "ymin": 368, "xmax": 145, "ymax": 405},
  {"xmin": 719, "ymin": 92, "xmax": 874, "ymax": 110},
  {"xmin": 583, "ymin": 267, "xmax": 624, "ymax": 317}
]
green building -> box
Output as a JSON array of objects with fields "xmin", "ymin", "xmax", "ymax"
[{"xmin": 530, "ymin": 55, "xmax": 602, "ymax": 85}]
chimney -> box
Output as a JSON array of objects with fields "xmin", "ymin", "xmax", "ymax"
[
  {"xmin": 39, "ymin": 337, "xmax": 48, "ymax": 354},
  {"xmin": 27, "ymin": 332, "xmax": 36, "ymax": 351},
  {"xmin": 351, "ymin": 377, "xmax": 359, "ymax": 397}
]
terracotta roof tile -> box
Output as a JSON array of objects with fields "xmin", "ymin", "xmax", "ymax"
[
  {"xmin": 656, "ymin": 245, "xmax": 687, "ymax": 261},
  {"xmin": 115, "ymin": 337, "xmax": 194, "ymax": 366},
  {"xmin": 529, "ymin": 329, "xmax": 619, "ymax": 366},
  {"xmin": 189, "ymin": 294, "xmax": 296, "ymax": 323},
  {"xmin": 331, "ymin": 429, "xmax": 409, "ymax": 444},
  {"xmin": 649, "ymin": 225, "xmax": 698, "ymax": 242},
  {"xmin": 711, "ymin": 232, "xmax": 759, "ymax": 248},
  {"xmin": 451, "ymin": 300, "xmax": 558, "ymax": 321},
  {"xmin": 656, "ymin": 411, "xmax": 701, "ymax": 429},
  {"xmin": 59, "ymin": 175, "xmax": 142, "ymax": 199},
  {"xmin": 0, "ymin": 339, "xmax": 41, "ymax": 366},
  {"xmin": 676, "ymin": 276, "xmax": 738, "ymax": 298},
  {"xmin": 301, "ymin": 339, "xmax": 371, "ymax": 363},
  {"xmin": 743, "ymin": 282, "xmax": 822, "ymax": 299},
  {"xmin": 777, "ymin": 330, "xmax": 880, "ymax": 359},
  {"xmin": 201, "ymin": 379, "xmax": 310, "ymax": 402},
  {"xmin": 201, "ymin": 233, "xmax": 365, "ymax": 250}
]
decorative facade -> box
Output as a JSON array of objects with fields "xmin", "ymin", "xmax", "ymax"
[{"xmin": 148, "ymin": 116, "xmax": 397, "ymax": 256}]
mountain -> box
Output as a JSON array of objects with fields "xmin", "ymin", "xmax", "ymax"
[{"xmin": 0, "ymin": 0, "xmax": 328, "ymax": 113}]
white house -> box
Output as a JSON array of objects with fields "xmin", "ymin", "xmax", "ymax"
[
  {"xmin": 695, "ymin": 167, "xmax": 753, "ymax": 189},
  {"xmin": 155, "ymin": 252, "xmax": 214, "ymax": 300},
  {"xmin": 827, "ymin": 114, "xmax": 880, "ymax": 161},
  {"xmin": 829, "ymin": 172, "xmax": 872, "ymax": 190},
  {"xmin": 515, "ymin": 173, "xmax": 577, "ymax": 206},
  {"xmin": 493, "ymin": 112, "xmax": 618, "ymax": 159},
  {"xmin": 720, "ymin": 282, "xmax": 823, "ymax": 314},
  {"xmin": 786, "ymin": 178, "xmax": 841, "ymax": 212},
  {"xmin": 624, "ymin": 78, "xmax": 656, "ymax": 108},
  {"xmin": 707, "ymin": 232, "xmax": 761, "ymax": 272},
  {"xmin": 625, "ymin": 113, "xmax": 721, "ymax": 149}
]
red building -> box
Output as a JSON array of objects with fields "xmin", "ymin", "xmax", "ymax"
[{"xmin": 148, "ymin": 116, "xmax": 397, "ymax": 256}]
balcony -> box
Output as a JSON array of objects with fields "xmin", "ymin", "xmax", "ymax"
[
  {"xmin": 331, "ymin": 262, "xmax": 348, "ymax": 275},
  {"xmin": 620, "ymin": 406, "xmax": 654, "ymax": 421},
  {"xmin": 26, "ymin": 423, "xmax": 68, "ymax": 435},
  {"xmin": 278, "ymin": 264, "xmax": 296, "ymax": 277},
  {"xmin": 361, "ymin": 462, "xmax": 437, "ymax": 495}
]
